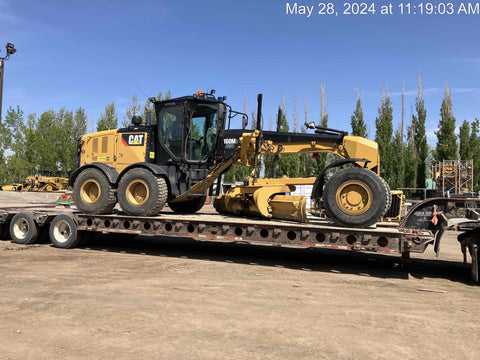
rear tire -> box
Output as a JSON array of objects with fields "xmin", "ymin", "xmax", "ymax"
[
  {"xmin": 323, "ymin": 168, "xmax": 388, "ymax": 228},
  {"xmin": 168, "ymin": 196, "xmax": 207, "ymax": 214},
  {"xmin": 10, "ymin": 212, "xmax": 39, "ymax": 244},
  {"xmin": 73, "ymin": 168, "xmax": 117, "ymax": 214},
  {"xmin": 49, "ymin": 215, "xmax": 83, "ymax": 249},
  {"xmin": 117, "ymin": 168, "xmax": 167, "ymax": 216}
]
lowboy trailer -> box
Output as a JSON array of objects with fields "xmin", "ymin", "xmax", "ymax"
[{"xmin": 1, "ymin": 197, "xmax": 479, "ymax": 283}]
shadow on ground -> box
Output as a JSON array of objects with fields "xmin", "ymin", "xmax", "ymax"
[{"xmin": 73, "ymin": 233, "xmax": 475, "ymax": 286}]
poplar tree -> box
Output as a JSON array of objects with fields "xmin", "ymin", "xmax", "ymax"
[
  {"xmin": 458, "ymin": 120, "xmax": 471, "ymax": 160},
  {"xmin": 350, "ymin": 86, "xmax": 367, "ymax": 137},
  {"xmin": 470, "ymin": 119, "xmax": 480, "ymax": 190},
  {"xmin": 414, "ymin": 72, "xmax": 428, "ymax": 188},
  {"xmin": 375, "ymin": 84, "xmax": 394, "ymax": 186},
  {"xmin": 435, "ymin": 82, "xmax": 457, "ymax": 161}
]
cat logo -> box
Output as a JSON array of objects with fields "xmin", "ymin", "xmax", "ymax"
[{"xmin": 121, "ymin": 133, "xmax": 145, "ymax": 146}]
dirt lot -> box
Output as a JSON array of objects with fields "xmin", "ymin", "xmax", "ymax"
[{"xmin": 0, "ymin": 195, "xmax": 479, "ymax": 359}]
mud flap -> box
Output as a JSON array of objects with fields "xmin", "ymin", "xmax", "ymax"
[{"xmin": 471, "ymin": 244, "xmax": 479, "ymax": 283}]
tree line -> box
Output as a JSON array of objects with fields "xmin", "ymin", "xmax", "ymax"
[
  {"xmin": 0, "ymin": 80, "xmax": 477, "ymax": 191},
  {"xmin": 225, "ymin": 74, "xmax": 480, "ymax": 192}
]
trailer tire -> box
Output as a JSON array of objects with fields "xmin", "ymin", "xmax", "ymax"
[
  {"xmin": 73, "ymin": 168, "xmax": 117, "ymax": 214},
  {"xmin": 323, "ymin": 168, "xmax": 387, "ymax": 228},
  {"xmin": 117, "ymin": 168, "xmax": 167, "ymax": 216},
  {"xmin": 10, "ymin": 212, "xmax": 39, "ymax": 244},
  {"xmin": 49, "ymin": 215, "xmax": 83, "ymax": 249},
  {"xmin": 168, "ymin": 196, "xmax": 207, "ymax": 214}
]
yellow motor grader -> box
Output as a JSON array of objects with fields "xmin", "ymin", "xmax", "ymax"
[
  {"xmin": 70, "ymin": 91, "xmax": 389, "ymax": 228},
  {"xmin": 0, "ymin": 174, "xmax": 69, "ymax": 192}
]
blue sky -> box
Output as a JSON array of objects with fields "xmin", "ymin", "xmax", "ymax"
[{"xmin": 1, "ymin": 0, "xmax": 479, "ymax": 145}]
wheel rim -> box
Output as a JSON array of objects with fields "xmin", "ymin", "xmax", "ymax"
[
  {"xmin": 335, "ymin": 180, "xmax": 372, "ymax": 215},
  {"xmin": 80, "ymin": 178, "xmax": 101, "ymax": 204},
  {"xmin": 53, "ymin": 220, "xmax": 71, "ymax": 244},
  {"xmin": 13, "ymin": 218, "xmax": 29, "ymax": 240},
  {"xmin": 126, "ymin": 179, "xmax": 149, "ymax": 206}
]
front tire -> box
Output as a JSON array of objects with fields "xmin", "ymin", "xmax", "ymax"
[
  {"xmin": 117, "ymin": 168, "xmax": 168, "ymax": 216},
  {"xmin": 323, "ymin": 168, "xmax": 388, "ymax": 228},
  {"xmin": 73, "ymin": 168, "xmax": 117, "ymax": 214}
]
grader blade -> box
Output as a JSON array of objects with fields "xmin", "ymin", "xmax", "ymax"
[{"xmin": 213, "ymin": 184, "xmax": 308, "ymax": 223}]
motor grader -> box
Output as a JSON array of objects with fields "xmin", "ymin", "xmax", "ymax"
[{"xmin": 70, "ymin": 91, "xmax": 390, "ymax": 228}]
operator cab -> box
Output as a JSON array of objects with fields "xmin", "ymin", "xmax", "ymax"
[{"xmin": 153, "ymin": 90, "xmax": 226, "ymax": 165}]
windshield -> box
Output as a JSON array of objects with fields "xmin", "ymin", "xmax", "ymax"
[{"xmin": 186, "ymin": 103, "xmax": 219, "ymax": 162}]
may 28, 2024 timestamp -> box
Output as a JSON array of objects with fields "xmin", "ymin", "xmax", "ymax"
[{"xmin": 285, "ymin": 2, "xmax": 480, "ymax": 16}]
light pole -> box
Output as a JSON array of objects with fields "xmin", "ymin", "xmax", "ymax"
[{"xmin": 0, "ymin": 42, "xmax": 17, "ymax": 135}]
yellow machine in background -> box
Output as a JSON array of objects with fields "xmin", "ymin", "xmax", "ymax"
[{"xmin": 0, "ymin": 174, "xmax": 69, "ymax": 192}]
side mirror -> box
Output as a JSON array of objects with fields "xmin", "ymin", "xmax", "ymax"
[
  {"xmin": 218, "ymin": 103, "xmax": 226, "ymax": 123},
  {"xmin": 242, "ymin": 115, "xmax": 248, "ymax": 130}
]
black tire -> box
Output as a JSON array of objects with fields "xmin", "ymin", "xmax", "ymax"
[
  {"xmin": 323, "ymin": 168, "xmax": 388, "ymax": 228},
  {"xmin": 168, "ymin": 196, "xmax": 207, "ymax": 214},
  {"xmin": 117, "ymin": 168, "xmax": 167, "ymax": 216},
  {"xmin": 49, "ymin": 214, "xmax": 83, "ymax": 249},
  {"xmin": 10, "ymin": 212, "xmax": 39, "ymax": 244},
  {"xmin": 379, "ymin": 177, "xmax": 393, "ymax": 217},
  {"xmin": 73, "ymin": 168, "xmax": 117, "ymax": 214}
]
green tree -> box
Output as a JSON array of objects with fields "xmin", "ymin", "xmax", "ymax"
[
  {"xmin": 375, "ymin": 86, "xmax": 394, "ymax": 186},
  {"xmin": 435, "ymin": 83, "xmax": 457, "ymax": 161},
  {"xmin": 390, "ymin": 129, "xmax": 405, "ymax": 189},
  {"xmin": 97, "ymin": 102, "xmax": 118, "ymax": 131},
  {"xmin": 24, "ymin": 113, "xmax": 38, "ymax": 173},
  {"xmin": 470, "ymin": 119, "xmax": 480, "ymax": 190},
  {"xmin": 403, "ymin": 127, "xmax": 417, "ymax": 191},
  {"xmin": 350, "ymin": 97, "xmax": 367, "ymax": 137},
  {"xmin": 34, "ymin": 110, "xmax": 59, "ymax": 174},
  {"xmin": 0, "ymin": 106, "xmax": 29, "ymax": 183},
  {"xmin": 413, "ymin": 76, "xmax": 428, "ymax": 188},
  {"xmin": 123, "ymin": 93, "xmax": 142, "ymax": 127},
  {"xmin": 458, "ymin": 120, "xmax": 471, "ymax": 160},
  {"xmin": 73, "ymin": 107, "xmax": 88, "ymax": 141},
  {"xmin": 56, "ymin": 107, "xmax": 75, "ymax": 175}
]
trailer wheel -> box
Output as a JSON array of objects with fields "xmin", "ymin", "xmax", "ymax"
[
  {"xmin": 323, "ymin": 168, "xmax": 387, "ymax": 228},
  {"xmin": 168, "ymin": 196, "xmax": 206, "ymax": 214},
  {"xmin": 73, "ymin": 168, "xmax": 117, "ymax": 214},
  {"xmin": 10, "ymin": 212, "xmax": 39, "ymax": 244},
  {"xmin": 117, "ymin": 168, "xmax": 167, "ymax": 216},
  {"xmin": 49, "ymin": 215, "xmax": 83, "ymax": 249}
]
